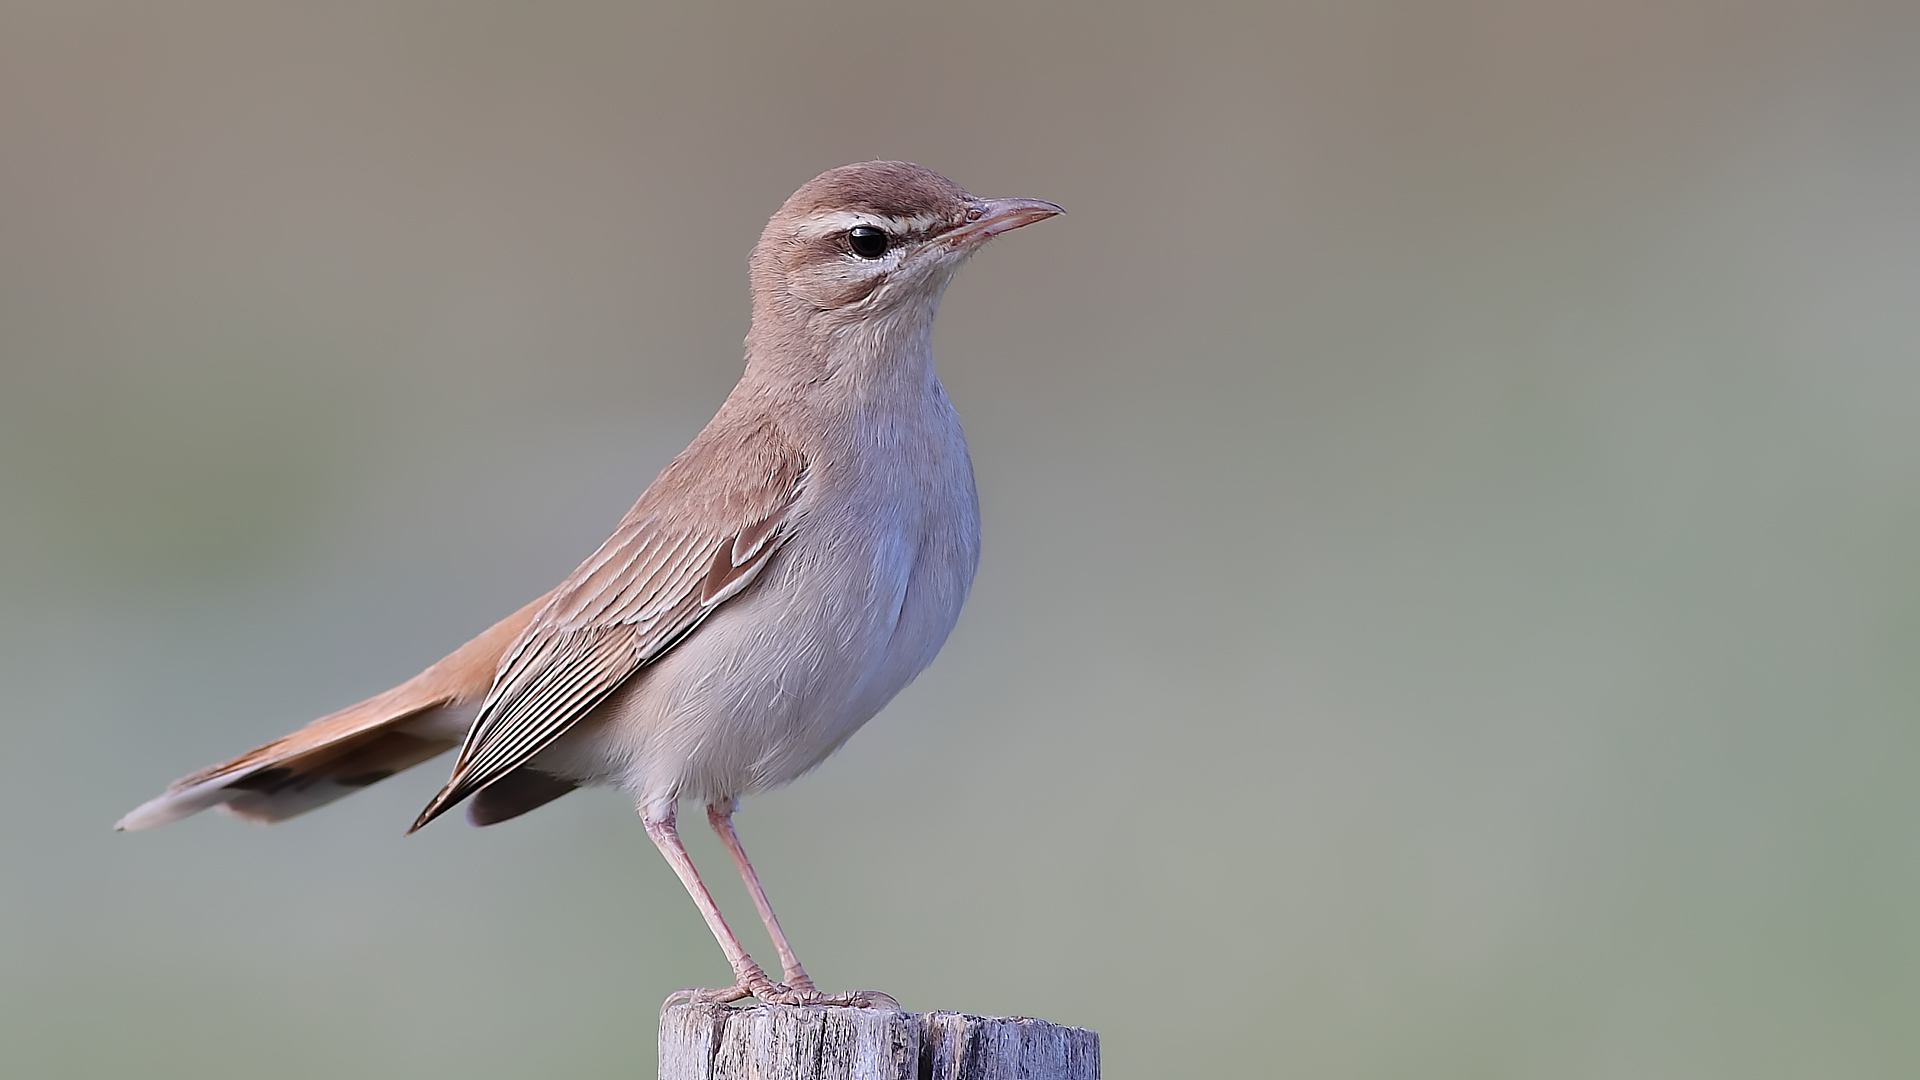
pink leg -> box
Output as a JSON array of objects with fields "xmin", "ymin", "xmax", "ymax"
[
  {"xmin": 699, "ymin": 800, "xmax": 900, "ymax": 1010},
  {"xmin": 708, "ymin": 800, "xmax": 816, "ymax": 993},
  {"xmin": 642, "ymin": 803, "xmax": 780, "ymax": 1004}
]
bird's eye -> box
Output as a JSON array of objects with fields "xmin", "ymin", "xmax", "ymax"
[{"xmin": 847, "ymin": 225, "xmax": 890, "ymax": 258}]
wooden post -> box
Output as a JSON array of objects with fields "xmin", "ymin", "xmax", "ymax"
[{"xmin": 660, "ymin": 1002, "xmax": 1100, "ymax": 1080}]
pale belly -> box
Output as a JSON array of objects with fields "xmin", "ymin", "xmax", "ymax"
[{"xmin": 535, "ymin": 464, "xmax": 980, "ymax": 812}]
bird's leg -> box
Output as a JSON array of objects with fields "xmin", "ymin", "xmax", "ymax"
[
  {"xmin": 707, "ymin": 799, "xmax": 815, "ymax": 994},
  {"xmin": 641, "ymin": 800, "xmax": 783, "ymax": 1005},
  {"xmin": 703, "ymin": 799, "xmax": 901, "ymax": 1011}
]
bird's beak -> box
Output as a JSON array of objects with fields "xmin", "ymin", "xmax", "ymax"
[{"xmin": 943, "ymin": 197, "xmax": 1064, "ymax": 249}]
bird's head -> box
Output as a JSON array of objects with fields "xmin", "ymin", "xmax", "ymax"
[{"xmin": 747, "ymin": 161, "xmax": 1061, "ymax": 357}]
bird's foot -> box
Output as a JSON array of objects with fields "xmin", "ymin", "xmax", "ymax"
[
  {"xmin": 755, "ymin": 985, "xmax": 902, "ymax": 1009},
  {"xmin": 660, "ymin": 983, "xmax": 900, "ymax": 1011},
  {"xmin": 663, "ymin": 960, "xmax": 898, "ymax": 1011},
  {"xmin": 661, "ymin": 964, "xmax": 784, "ymax": 1008},
  {"xmin": 661, "ymin": 984, "xmax": 754, "ymax": 1011}
]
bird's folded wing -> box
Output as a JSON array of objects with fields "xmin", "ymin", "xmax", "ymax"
[{"xmin": 409, "ymin": 446, "xmax": 807, "ymax": 831}]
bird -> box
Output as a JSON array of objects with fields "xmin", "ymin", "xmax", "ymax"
[{"xmin": 115, "ymin": 160, "xmax": 1062, "ymax": 1008}]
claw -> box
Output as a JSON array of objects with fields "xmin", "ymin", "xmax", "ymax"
[
  {"xmin": 659, "ymin": 983, "xmax": 755, "ymax": 1020},
  {"xmin": 661, "ymin": 983, "xmax": 902, "ymax": 1011},
  {"xmin": 834, "ymin": 989, "xmax": 902, "ymax": 1011},
  {"xmin": 763, "ymin": 987, "xmax": 901, "ymax": 1009}
]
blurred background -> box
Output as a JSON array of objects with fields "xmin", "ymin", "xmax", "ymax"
[{"xmin": 4, "ymin": 1, "xmax": 1919, "ymax": 1076}]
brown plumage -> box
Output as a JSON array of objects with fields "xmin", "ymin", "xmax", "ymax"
[
  {"xmin": 409, "ymin": 419, "xmax": 808, "ymax": 832},
  {"xmin": 119, "ymin": 161, "xmax": 1061, "ymax": 1008},
  {"xmin": 117, "ymin": 592, "xmax": 549, "ymax": 829}
]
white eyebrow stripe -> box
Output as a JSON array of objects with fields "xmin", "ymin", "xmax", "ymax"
[{"xmin": 799, "ymin": 209, "xmax": 947, "ymax": 239}]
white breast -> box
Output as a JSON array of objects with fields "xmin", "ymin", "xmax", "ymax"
[{"xmin": 542, "ymin": 379, "xmax": 980, "ymax": 811}]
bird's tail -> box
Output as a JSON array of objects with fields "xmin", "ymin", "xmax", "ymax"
[{"xmin": 114, "ymin": 592, "xmax": 551, "ymax": 831}]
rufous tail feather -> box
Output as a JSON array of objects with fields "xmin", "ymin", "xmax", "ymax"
[{"xmin": 114, "ymin": 592, "xmax": 551, "ymax": 831}]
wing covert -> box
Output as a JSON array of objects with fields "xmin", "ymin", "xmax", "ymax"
[{"xmin": 409, "ymin": 439, "xmax": 805, "ymax": 831}]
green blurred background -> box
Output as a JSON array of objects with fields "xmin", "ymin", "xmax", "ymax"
[{"xmin": 5, "ymin": 1, "xmax": 1919, "ymax": 1076}]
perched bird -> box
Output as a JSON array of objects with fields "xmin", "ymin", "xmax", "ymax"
[{"xmin": 116, "ymin": 161, "xmax": 1061, "ymax": 1007}]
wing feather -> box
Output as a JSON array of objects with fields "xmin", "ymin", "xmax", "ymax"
[
  {"xmin": 410, "ymin": 429, "xmax": 806, "ymax": 831},
  {"xmin": 114, "ymin": 592, "xmax": 551, "ymax": 831}
]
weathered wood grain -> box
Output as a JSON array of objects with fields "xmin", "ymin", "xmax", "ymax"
[{"xmin": 659, "ymin": 1002, "xmax": 1099, "ymax": 1080}]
